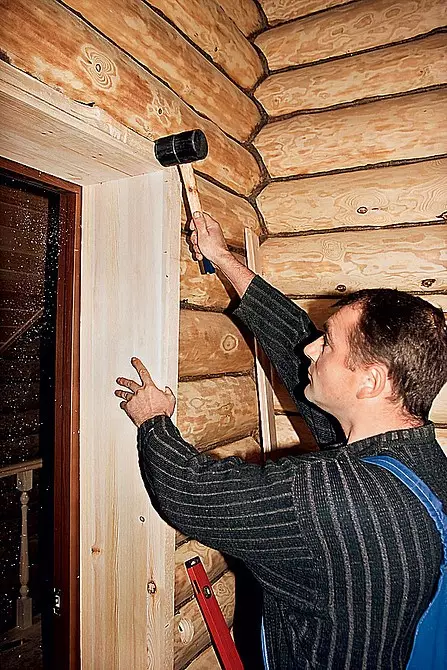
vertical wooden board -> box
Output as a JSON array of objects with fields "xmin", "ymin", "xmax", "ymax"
[
  {"xmin": 80, "ymin": 172, "xmax": 180, "ymax": 669},
  {"xmin": 255, "ymin": 0, "xmax": 447, "ymax": 69},
  {"xmin": 260, "ymin": 225, "xmax": 447, "ymax": 296},
  {"xmin": 257, "ymin": 160, "xmax": 447, "ymax": 234},
  {"xmin": 180, "ymin": 236, "xmax": 244, "ymax": 309},
  {"xmin": 148, "ymin": 0, "xmax": 264, "ymax": 89},
  {"xmin": 174, "ymin": 571, "xmax": 235, "ymax": 669},
  {"xmin": 259, "ymin": 0, "xmax": 355, "ymax": 24},
  {"xmin": 255, "ymin": 33, "xmax": 447, "ymax": 116},
  {"xmin": 217, "ymin": 0, "xmax": 264, "ymax": 35},
  {"xmin": 62, "ymin": 0, "xmax": 261, "ymax": 142},
  {"xmin": 255, "ymin": 90, "xmax": 447, "ymax": 178},
  {"xmin": 176, "ymin": 376, "xmax": 258, "ymax": 448},
  {"xmin": 275, "ymin": 414, "xmax": 318, "ymax": 452},
  {"xmin": 179, "ymin": 311, "xmax": 253, "ymax": 377},
  {"xmin": 0, "ymin": 0, "xmax": 261, "ymax": 195}
]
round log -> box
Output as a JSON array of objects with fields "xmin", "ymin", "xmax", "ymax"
[
  {"xmin": 254, "ymin": 90, "xmax": 447, "ymax": 178},
  {"xmin": 255, "ymin": 33, "xmax": 447, "ymax": 116},
  {"xmin": 179, "ymin": 311, "xmax": 253, "ymax": 378},
  {"xmin": 175, "ymin": 540, "xmax": 227, "ymax": 607},
  {"xmin": 260, "ymin": 224, "xmax": 447, "ymax": 296},
  {"xmin": 207, "ymin": 436, "xmax": 261, "ymax": 462},
  {"xmin": 176, "ymin": 375, "xmax": 258, "ymax": 448},
  {"xmin": 218, "ymin": 0, "xmax": 264, "ymax": 36},
  {"xmin": 259, "ymin": 0, "xmax": 354, "ymax": 24},
  {"xmin": 184, "ymin": 644, "xmax": 220, "ymax": 670},
  {"xmin": 255, "ymin": 0, "xmax": 447, "ymax": 70},
  {"xmin": 257, "ymin": 159, "xmax": 447, "ymax": 234}
]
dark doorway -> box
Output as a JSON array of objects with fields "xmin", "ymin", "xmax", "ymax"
[{"xmin": 0, "ymin": 158, "xmax": 80, "ymax": 670}]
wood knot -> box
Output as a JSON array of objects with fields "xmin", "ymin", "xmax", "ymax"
[
  {"xmin": 91, "ymin": 545, "xmax": 101, "ymax": 555},
  {"xmin": 177, "ymin": 618, "xmax": 194, "ymax": 644},
  {"xmin": 336, "ymin": 284, "xmax": 347, "ymax": 293},
  {"xmin": 421, "ymin": 278, "xmax": 436, "ymax": 288},
  {"xmin": 221, "ymin": 334, "xmax": 238, "ymax": 353},
  {"xmin": 80, "ymin": 45, "xmax": 117, "ymax": 90}
]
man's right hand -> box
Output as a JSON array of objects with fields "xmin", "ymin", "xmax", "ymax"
[{"xmin": 189, "ymin": 212, "xmax": 231, "ymax": 265}]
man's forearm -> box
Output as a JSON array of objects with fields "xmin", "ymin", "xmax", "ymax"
[{"xmin": 213, "ymin": 250, "xmax": 256, "ymax": 298}]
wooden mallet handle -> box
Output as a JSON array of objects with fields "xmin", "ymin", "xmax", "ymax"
[{"xmin": 179, "ymin": 163, "xmax": 214, "ymax": 274}]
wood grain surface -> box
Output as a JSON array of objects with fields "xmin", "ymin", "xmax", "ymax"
[
  {"xmin": 175, "ymin": 540, "xmax": 227, "ymax": 607},
  {"xmin": 218, "ymin": 0, "xmax": 264, "ymax": 35},
  {"xmin": 259, "ymin": 0, "xmax": 355, "ymax": 24}
]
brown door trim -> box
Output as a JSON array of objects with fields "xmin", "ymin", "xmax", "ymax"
[{"xmin": 0, "ymin": 156, "xmax": 81, "ymax": 670}]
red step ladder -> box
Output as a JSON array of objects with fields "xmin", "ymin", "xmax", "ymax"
[{"xmin": 185, "ymin": 556, "xmax": 244, "ymax": 670}]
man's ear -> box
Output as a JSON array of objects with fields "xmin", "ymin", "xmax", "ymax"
[{"xmin": 356, "ymin": 364, "xmax": 389, "ymax": 399}]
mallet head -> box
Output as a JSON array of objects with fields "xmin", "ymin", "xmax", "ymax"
[{"xmin": 154, "ymin": 129, "xmax": 208, "ymax": 167}]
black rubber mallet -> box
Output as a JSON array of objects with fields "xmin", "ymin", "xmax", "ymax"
[{"xmin": 154, "ymin": 129, "xmax": 215, "ymax": 274}]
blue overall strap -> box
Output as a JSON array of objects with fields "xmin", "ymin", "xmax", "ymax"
[{"xmin": 363, "ymin": 455, "xmax": 447, "ymax": 669}]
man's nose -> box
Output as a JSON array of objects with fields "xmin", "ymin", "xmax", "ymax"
[{"xmin": 304, "ymin": 335, "xmax": 323, "ymax": 362}]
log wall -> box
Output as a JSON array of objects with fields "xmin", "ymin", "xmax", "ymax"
[
  {"xmin": 252, "ymin": 0, "xmax": 447, "ymax": 451},
  {"xmin": 0, "ymin": 2, "xmax": 266, "ymax": 667}
]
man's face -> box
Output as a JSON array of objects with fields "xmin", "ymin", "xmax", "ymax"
[{"xmin": 303, "ymin": 305, "xmax": 363, "ymax": 420}]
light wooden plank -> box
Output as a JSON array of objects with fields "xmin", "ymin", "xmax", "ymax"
[
  {"xmin": 255, "ymin": 90, "xmax": 447, "ymax": 178},
  {"xmin": 435, "ymin": 428, "xmax": 447, "ymax": 456},
  {"xmin": 245, "ymin": 228, "xmax": 278, "ymax": 452},
  {"xmin": 148, "ymin": 0, "xmax": 264, "ymax": 89},
  {"xmin": 430, "ymin": 383, "xmax": 447, "ymax": 424},
  {"xmin": 180, "ymin": 236, "xmax": 245, "ymax": 309},
  {"xmin": 183, "ymin": 177, "xmax": 261, "ymax": 248},
  {"xmin": 177, "ymin": 376, "xmax": 258, "ymax": 448},
  {"xmin": 179, "ymin": 311, "xmax": 253, "ymax": 377},
  {"xmin": 80, "ymin": 172, "xmax": 181, "ymax": 670},
  {"xmin": 258, "ymin": 159, "xmax": 447, "ymax": 234},
  {"xmin": 175, "ymin": 540, "xmax": 227, "ymax": 607},
  {"xmin": 255, "ymin": 33, "xmax": 447, "ymax": 116},
  {"xmin": 174, "ymin": 571, "xmax": 235, "ymax": 669},
  {"xmin": 259, "ymin": 0, "xmax": 354, "ymax": 24},
  {"xmin": 207, "ymin": 436, "xmax": 261, "ymax": 462},
  {"xmin": 255, "ymin": 0, "xmax": 447, "ymax": 70},
  {"xmin": 63, "ymin": 0, "xmax": 261, "ymax": 142},
  {"xmin": 1, "ymin": 0, "xmax": 261, "ymax": 195},
  {"xmin": 218, "ymin": 0, "xmax": 264, "ymax": 35},
  {"xmin": 260, "ymin": 224, "xmax": 447, "ymax": 295}
]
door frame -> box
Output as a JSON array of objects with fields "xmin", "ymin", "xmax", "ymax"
[{"xmin": 1, "ymin": 61, "xmax": 180, "ymax": 669}]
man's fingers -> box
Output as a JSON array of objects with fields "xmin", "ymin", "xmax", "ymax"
[
  {"xmin": 131, "ymin": 357, "xmax": 153, "ymax": 385},
  {"xmin": 116, "ymin": 377, "xmax": 140, "ymax": 393},
  {"xmin": 115, "ymin": 389, "xmax": 133, "ymax": 401}
]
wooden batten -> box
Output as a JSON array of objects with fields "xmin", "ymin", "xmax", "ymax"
[
  {"xmin": 180, "ymin": 237, "xmax": 245, "ymax": 309},
  {"xmin": 176, "ymin": 375, "xmax": 258, "ymax": 448},
  {"xmin": 1, "ymin": 0, "xmax": 261, "ymax": 195},
  {"xmin": 183, "ymin": 177, "xmax": 261, "ymax": 248},
  {"xmin": 207, "ymin": 436, "xmax": 262, "ymax": 462},
  {"xmin": 174, "ymin": 570, "xmax": 235, "ymax": 669},
  {"xmin": 259, "ymin": 0, "xmax": 354, "ymax": 24},
  {"xmin": 275, "ymin": 414, "xmax": 318, "ymax": 452},
  {"xmin": 255, "ymin": 33, "xmax": 447, "ymax": 116},
  {"xmin": 255, "ymin": 90, "xmax": 447, "ymax": 178},
  {"xmin": 255, "ymin": 0, "xmax": 447, "ymax": 70},
  {"xmin": 61, "ymin": 0, "xmax": 261, "ymax": 142},
  {"xmin": 260, "ymin": 224, "xmax": 447, "ymax": 296},
  {"xmin": 257, "ymin": 159, "xmax": 447, "ymax": 234},
  {"xmin": 179, "ymin": 311, "xmax": 253, "ymax": 378},
  {"xmin": 148, "ymin": 0, "xmax": 264, "ymax": 89},
  {"xmin": 217, "ymin": 0, "xmax": 264, "ymax": 36},
  {"xmin": 175, "ymin": 540, "xmax": 227, "ymax": 607}
]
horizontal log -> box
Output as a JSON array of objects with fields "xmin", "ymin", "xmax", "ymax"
[
  {"xmin": 185, "ymin": 644, "xmax": 220, "ymax": 670},
  {"xmin": 149, "ymin": 0, "xmax": 264, "ymax": 89},
  {"xmin": 182, "ymin": 177, "xmax": 261, "ymax": 248},
  {"xmin": 257, "ymin": 159, "xmax": 447, "ymax": 233},
  {"xmin": 430, "ymin": 383, "xmax": 447, "ymax": 424},
  {"xmin": 207, "ymin": 436, "xmax": 261, "ymax": 462},
  {"xmin": 179, "ymin": 311, "xmax": 253, "ymax": 377},
  {"xmin": 255, "ymin": 0, "xmax": 447, "ymax": 70},
  {"xmin": 1, "ymin": 224, "xmax": 46, "ymax": 256},
  {"xmin": 259, "ymin": 0, "xmax": 354, "ymax": 24},
  {"xmin": 260, "ymin": 224, "xmax": 447, "ymax": 295},
  {"xmin": 218, "ymin": 0, "xmax": 264, "ymax": 36},
  {"xmin": 255, "ymin": 90, "xmax": 447, "ymax": 177},
  {"xmin": 174, "ymin": 570, "xmax": 235, "ymax": 669},
  {"xmin": 175, "ymin": 540, "xmax": 227, "ymax": 607},
  {"xmin": 1, "ymin": 0, "xmax": 261, "ymax": 195},
  {"xmin": 255, "ymin": 33, "xmax": 447, "ymax": 116},
  {"xmin": 177, "ymin": 375, "xmax": 258, "ymax": 448},
  {"xmin": 180, "ymin": 237, "xmax": 245, "ymax": 309},
  {"xmin": 63, "ymin": 0, "xmax": 261, "ymax": 142},
  {"xmin": 275, "ymin": 413, "xmax": 318, "ymax": 452}
]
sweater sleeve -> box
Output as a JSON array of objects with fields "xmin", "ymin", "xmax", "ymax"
[
  {"xmin": 137, "ymin": 415, "xmax": 308, "ymax": 563},
  {"xmin": 233, "ymin": 275, "xmax": 343, "ymax": 448}
]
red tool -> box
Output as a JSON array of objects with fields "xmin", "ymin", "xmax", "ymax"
[{"xmin": 185, "ymin": 556, "xmax": 244, "ymax": 670}]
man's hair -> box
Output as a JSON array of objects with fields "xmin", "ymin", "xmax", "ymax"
[{"xmin": 334, "ymin": 288, "xmax": 447, "ymax": 421}]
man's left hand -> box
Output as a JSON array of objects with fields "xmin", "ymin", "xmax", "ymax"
[{"xmin": 115, "ymin": 357, "xmax": 176, "ymax": 427}]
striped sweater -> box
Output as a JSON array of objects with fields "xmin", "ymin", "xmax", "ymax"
[{"xmin": 137, "ymin": 275, "xmax": 447, "ymax": 669}]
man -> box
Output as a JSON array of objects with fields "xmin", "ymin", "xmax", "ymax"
[{"xmin": 115, "ymin": 212, "xmax": 447, "ymax": 669}]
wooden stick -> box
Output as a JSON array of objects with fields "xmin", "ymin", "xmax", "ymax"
[{"xmin": 179, "ymin": 163, "xmax": 215, "ymax": 274}]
